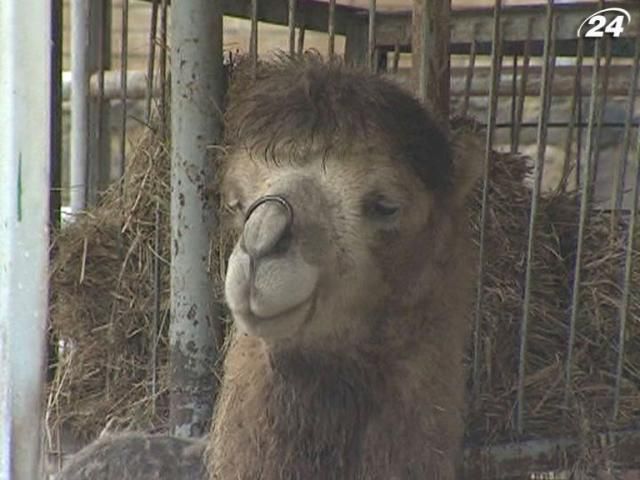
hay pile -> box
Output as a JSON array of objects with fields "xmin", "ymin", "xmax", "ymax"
[
  {"xmin": 49, "ymin": 127, "xmax": 175, "ymax": 440},
  {"xmin": 462, "ymin": 120, "xmax": 640, "ymax": 442},
  {"xmin": 49, "ymin": 118, "xmax": 640, "ymax": 447}
]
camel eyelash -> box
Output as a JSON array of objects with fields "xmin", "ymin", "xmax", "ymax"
[{"xmin": 362, "ymin": 194, "xmax": 400, "ymax": 219}]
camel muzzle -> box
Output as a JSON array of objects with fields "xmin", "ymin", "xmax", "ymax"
[{"xmin": 242, "ymin": 194, "xmax": 294, "ymax": 260}]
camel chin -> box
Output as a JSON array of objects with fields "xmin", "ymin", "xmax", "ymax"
[{"xmin": 225, "ymin": 243, "xmax": 320, "ymax": 341}]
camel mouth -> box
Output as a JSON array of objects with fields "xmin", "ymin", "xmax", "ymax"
[{"xmin": 233, "ymin": 290, "xmax": 318, "ymax": 340}]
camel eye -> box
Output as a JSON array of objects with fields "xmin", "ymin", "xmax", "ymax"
[{"xmin": 363, "ymin": 195, "xmax": 400, "ymax": 219}]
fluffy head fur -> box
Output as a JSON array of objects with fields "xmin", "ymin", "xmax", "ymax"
[{"xmin": 210, "ymin": 54, "xmax": 480, "ymax": 480}]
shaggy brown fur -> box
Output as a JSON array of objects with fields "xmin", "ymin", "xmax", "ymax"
[
  {"xmin": 57, "ymin": 433, "xmax": 206, "ymax": 480},
  {"xmin": 224, "ymin": 54, "xmax": 453, "ymax": 192},
  {"xmin": 209, "ymin": 54, "xmax": 479, "ymax": 480}
]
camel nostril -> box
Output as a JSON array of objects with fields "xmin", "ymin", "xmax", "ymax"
[{"xmin": 242, "ymin": 195, "xmax": 294, "ymax": 259}]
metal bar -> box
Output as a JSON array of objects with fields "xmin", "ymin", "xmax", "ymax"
[
  {"xmin": 472, "ymin": 0, "xmax": 502, "ymax": 395},
  {"xmin": 590, "ymin": 35, "xmax": 612, "ymax": 192},
  {"xmin": 328, "ymin": 0, "xmax": 336, "ymax": 57},
  {"xmin": 560, "ymin": 36, "xmax": 584, "ymax": 193},
  {"xmin": 60, "ymin": 66, "xmax": 640, "ymax": 102},
  {"xmin": 517, "ymin": 0, "xmax": 555, "ymax": 436},
  {"xmin": 145, "ymin": 0, "xmax": 159, "ymax": 123},
  {"xmin": 0, "ymin": 0, "xmax": 52, "ymax": 476},
  {"xmin": 512, "ymin": 17, "xmax": 533, "ymax": 154},
  {"xmin": 288, "ymin": 0, "xmax": 296, "ymax": 55},
  {"xmin": 576, "ymin": 67, "xmax": 583, "ymax": 191},
  {"xmin": 296, "ymin": 2, "xmax": 306, "ymax": 55},
  {"xmin": 613, "ymin": 57, "xmax": 640, "ymax": 423},
  {"xmin": 461, "ymin": 34, "xmax": 477, "ymax": 117},
  {"xmin": 119, "ymin": 0, "xmax": 129, "ymax": 180},
  {"xmin": 250, "ymin": 0, "xmax": 258, "ymax": 72},
  {"xmin": 416, "ymin": 0, "xmax": 451, "ymax": 120},
  {"xmin": 152, "ymin": 199, "xmax": 161, "ymax": 414},
  {"xmin": 297, "ymin": 24, "xmax": 306, "ymax": 55},
  {"xmin": 159, "ymin": 0, "xmax": 168, "ymax": 134},
  {"xmin": 391, "ymin": 42, "xmax": 400, "ymax": 74},
  {"xmin": 509, "ymin": 54, "xmax": 518, "ymax": 153},
  {"xmin": 170, "ymin": 0, "xmax": 223, "ymax": 438},
  {"xmin": 564, "ymin": 35, "xmax": 603, "ymax": 410},
  {"xmin": 92, "ymin": 0, "xmax": 111, "ymax": 199},
  {"xmin": 479, "ymin": 120, "xmax": 640, "ymax": 130},
  {"xmin": 69, "ymin": 0, "xmax": 90, "ymax": 212},
  {"xmin": 50, "ymin": 0, "xmax": 63, "ymax": 229},
  {"xmin": 464, "ymin": 429, "xmax": 640, "ymax": 478},
  {"xmin": 611, "ymin": 36, "xmax": 640, "ymax": 213},
  {"xmin": 368, "ymin": 0, "xmax": 376, "ymax": 72}
]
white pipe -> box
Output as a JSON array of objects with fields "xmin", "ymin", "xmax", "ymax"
[
  {"xmin": 0, "ymin": 0, "xmax": 52, "ymax": 478},
  {"xmin": 70, "ymin": 0, "xmax": 90, "ymax": 213},
  {"xmin": 62, "ymin": 70, "xmax": 162, "ymax": 102}
]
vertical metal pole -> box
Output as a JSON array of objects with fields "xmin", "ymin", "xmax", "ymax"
[
  {"xmin": 590, "ymin": 36, "xmax": 612, "ymax": 193},
  {"xmin": 119, "ymin": 0, "xmax": 129, "ymax": 179},
  {"xmin": 560, "ymin": 37, "xmax": 584, "ymax": 193},
  {"xmin": 392, "ymin": 43, "xmax": 400, "ymax": 74},
  {"xmin": 509, "ymin": 54, "xmax": 519, "ymax": 153},
  {"xmin": 0, "ymin": 0, "xmax": 51, "ymax": 477},
  {"xmin": 565, "ymin": 34, "xmax": 603, "ymax": 410},
  {"xmin": 297, "ymin": 24, "xmax": 306, "ymax": 55},
  {"xmin": 512, "ymin": 18, "xmax": 533, "ymax": 154},
  {"xmin": 50, "ymin": 0, "xmax": 63, "ymax": 229},
  {"xmin": 461, "ymin": 34, "xmax": 477, "ymax": 118},
  {"xmin": 70, "ymin": 0, "xmax": 90, "ymax": 212},
  {"xmin": 517, "ymin": 0, "xmax": 555, "ymax": 436},
  {"xmin": 472, "ymin": 0, "xmax": 502, "ymax": 395},
  {"xmin": 250, "ymin": 0, "xmax": 258, "ymax": 73},
  {"xmin": 288, "ymin": 0, "xmax": 296, "ymax": 55},
  {"xmin": 145, "ymin": 0, "xmax": 159, "ymax": 123},
  {"xmin": 368, "ymin": 0, "xmax": 376, "ymax": 73},
  {"xmin": 159, "ymin": 0, "xmax": 168, "ymax": 134},
  {"xmin": 93, "ymin": 0, "xmax": 111, "ymax": 197},
  {"xmin": 415, "ymin": 0, "xmax": 450, "ymax": 120},
  {"xmin": 328, "ymin": 0, "xmax": 336, "ymax": 58},
  {"xmin": 147, "ymin": 0, "xmax": 161, "ymax": 415},
  {"xmin": 170, "ymin": 0, "xmax": 223, "ymax": 438}
]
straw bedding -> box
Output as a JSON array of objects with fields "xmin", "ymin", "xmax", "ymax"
[
  {"xmin": 49, "ymin": 129, "xmax": 174, "ymax": 441},
  {"xmin": 48, "ymin": 119, "xmax": 640, "ymax": 447}
]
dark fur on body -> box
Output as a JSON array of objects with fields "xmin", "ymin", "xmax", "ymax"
[{"xmin": 210, "ymin": 54, "xmax": 477, "ymax": 479}]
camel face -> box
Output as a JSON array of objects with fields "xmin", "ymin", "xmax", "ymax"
[
  {"xmin": 223, "ymin": 143, "xmax": 436, "ymax": 344},
  {"xmin": 212, "ymin": 57, "xmax": 480, "ymax": 479}
]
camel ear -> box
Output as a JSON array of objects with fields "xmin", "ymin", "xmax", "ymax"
[{"xmin": 448, "ymin": 130, "xmax": 483, "ymax": 207}]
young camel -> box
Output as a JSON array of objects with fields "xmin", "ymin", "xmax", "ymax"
[
  {"xmin": 57, "ymin": 55, "xmax": 479, "ymax": 480},
  {"xmin": 208, "ymin": 55, "xmax": 480, "ymax": 480}
]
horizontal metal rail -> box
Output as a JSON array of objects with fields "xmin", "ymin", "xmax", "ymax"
[
  {"xmin": 464, "ymin": 429, "xmax": 640, "ymax": 479},
  {"xmin": 61, "ymin": 64, "xmax": 639, "ymax": 103}
]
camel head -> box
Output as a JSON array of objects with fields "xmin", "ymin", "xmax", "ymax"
[{"xmin": 221, "ymin": 55, "xmax": 479, "ymax": 349}]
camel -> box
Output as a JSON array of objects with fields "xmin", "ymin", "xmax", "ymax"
[
  {"xmin": 57, "ymin": 54, "xmax": 479, "ymax": 480},
  {"xmin": 208, "ymin": 54, "xmax": 480, "ymax": 479},
  {"xmin": 55, "ymin": 432, "xmax": 207, "ymax": 479}
]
